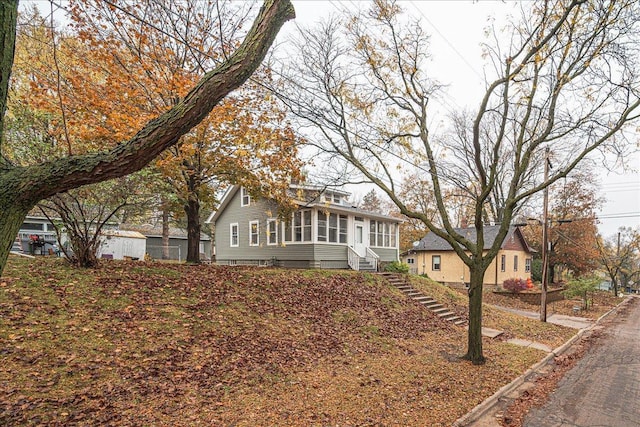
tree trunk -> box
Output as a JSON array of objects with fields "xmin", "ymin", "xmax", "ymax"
[
  {"xmin": 0, "ymin": 0, "xmax": 295, "ymax": 276},
  {"xmin": 0, "ymin": 202, "xmax": 31, "ymax": 269},
  {"xmin": 185, "ymin": 195, "xmax": 200, "ymax": 264},
  {"xmin": 463, "ymin": 266, "xmax": 486, "ymax": 365}
]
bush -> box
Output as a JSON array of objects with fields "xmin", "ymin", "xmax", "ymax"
[
  {"xmin": 563, "ymin": 276, "xmax": 599, "ymax": 310},
  {"xmin": 503, "ymin": 277, "xmax": 528, "ymax": 293},
  {"xmin": 384, "ymin": 261, "xmax": 410, "ymax": 274},
  {"xmin": 531, "ymin": 258, "xmax": 543, "ymax": 282}
]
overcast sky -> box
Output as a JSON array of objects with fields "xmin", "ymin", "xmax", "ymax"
[{"xmin": 285, "ymin": 0, "xmax": 640, "ymax": 237}]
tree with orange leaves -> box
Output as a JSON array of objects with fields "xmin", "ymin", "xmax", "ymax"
[{"xmin": 10, "ymin": 1, "xmax": 302, "ymax": 263}]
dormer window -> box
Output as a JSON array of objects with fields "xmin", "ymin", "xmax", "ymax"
[
  {"xmin": 333, "ymin": 194, "xmax": 341, "ymax": 204},
  {"xmin": 324, "ymin": 193, "xmax": 332, "ymax": 203},
  {"xmin": 241, "ymin": 187, "xmax": 250, "ymax": 207}
]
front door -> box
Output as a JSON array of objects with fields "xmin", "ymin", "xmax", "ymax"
[{"xmin": 354, "ymin": 221, "xmax": 366, "ymax": 256}]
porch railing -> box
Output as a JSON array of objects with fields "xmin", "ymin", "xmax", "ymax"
[
  {"xmin": 365, "ymin": 247, "xmax": 379, "ymax": 271},
  {"xmin": 347, "ymin": 246, "xmax": 360, "ymax": 270}
]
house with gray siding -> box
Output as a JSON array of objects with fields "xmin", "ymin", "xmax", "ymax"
[{"xmin": 206, "ymin": 185, "xmax": 401, "ymax": 270}]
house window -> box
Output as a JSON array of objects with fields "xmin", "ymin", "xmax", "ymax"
[
  {"xmin": 22, "ymin": 222, "xmax": 44, "ymax": 231},
  {"xmin": 333, "ymin": 194, "xmax": 341, "ymax": 203},
  {"xmin": 514, "ymin": 255, "xmax": 519, "ymax": 272},
  {"xmin": 500, "ymin": 254, "xmax": 506, "ymax": 272},
  {"xmin": 284, "ymin": 210, "xmax": 312, "ymax": 243},
  {"xmin": 241, "ymin": 187, "xmax": 250, "ymax": 207},
  {"xmin": 369, "ymin": 220, "xmax": 397, "ymax": 247},
  {"xmin": 318, "ymin": 212, "xmax": 327, "ymax": 242},
  {"xmin": 317, "ymin": 211, "xmax": 347, "ymax": 243},
  {"xmin": 406, "ymin": 258, "xmax": 415, "ymax": 264},
  {"xmin": 267, "ymin": 219, "xmax": 277, "ymax": 245},
  {"xmin": 230, "ymin": 223, "xmax": 239, "ymax": 247},
  {"xmin": 339, "ymin": 215, "xmax": 347, "ymax": 243},
  {"xmin": 432, "ymin": 255, "xmax": 441, "ymax": 271},
  {"xmin": 525, "ymin": 258, "xmax": 532, "ymax": 273},
  {"xmin": 249, "ymin": 220, "xmax": 259, "ymax": 246}
]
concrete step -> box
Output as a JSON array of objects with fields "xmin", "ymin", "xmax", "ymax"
[
  {"xmin": 412, "ymin": 296, "xmax": 431, "ymax": 301},
  {"xmin": 453, "ymin": 319, "xmax": 467, "ymax": 326},
  {"xmin": 437, "ymin": 311, "xmax": 455, "ymax": 318},
  {"xmin": 395, "ymin": 285, "xmax": 412, "ymax": 291},
  {"xmin": 431, "ymin": 307, "xmax": 449, "ymax": 314},
  {"xmin": 442, "ymin": 314, "xmax": 461, "ymax": 322},
  {"xmin": 426, "ymin": 303, "xmax": 445, "ymax": 310}
]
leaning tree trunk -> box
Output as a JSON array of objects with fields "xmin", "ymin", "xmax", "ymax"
[
  {"xmin": 464, "ymin": 265, "xmax": 486, "ymax": 365},
  {"xmin": 184, "ymin": 194, "xmax": 201, "ymax": 264},
  {"xmin": 0, "ymin": 0, "xmax": 295, "ymax": 276}
]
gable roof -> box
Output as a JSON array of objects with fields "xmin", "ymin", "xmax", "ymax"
[
  {"xmin": 206, "ymin": 184, "xmax": 401, "ymax": 224},
  {"xmin": 411, "ymin": 225, "xmax": 532, "ymax": 253}
]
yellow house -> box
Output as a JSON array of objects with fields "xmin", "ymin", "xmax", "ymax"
[{"xmin": 401, "ymin": 225, "xmax": 533, "ymax": 288}]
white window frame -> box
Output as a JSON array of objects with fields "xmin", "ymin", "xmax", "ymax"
[
  {"xmin": 500, "ymin": 254, "xmax": 506, "ymax": 272},
  {"xmin": 514, "ymin": 255, "xmax": 519, "ymax": 272},
  {"xmin": 249, "ymin": 220, "xmax": 259, "ymax": 246},
  {"xmin": 525, "ymin": 257, "xmax": 532, "ymax": 273},
  {"xmin": 369, "ymin": 220, "xmax": 397, "ymax": 248},
  {"xmin": 230, "ymin": 223, "xmax": 239, "ymax": 247},
  {"xmin": 283, "ymin": 210, "xmax": 312, "ymax": 243},
  {"xmin": 267, "ymin": 219, "xmax": 278, "ymax": 245},
  {"xmin": 317, "ymin": 211, "xmax": 347, "ymax": 244},
  {"xmin": 241, "ymin": 187, "xmax": 250, "ymax": 207}
]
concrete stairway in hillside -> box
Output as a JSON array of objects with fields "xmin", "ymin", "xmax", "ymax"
[{"xmin": 379, "ymin": 272, "xmax": 466, "ymax": 327}]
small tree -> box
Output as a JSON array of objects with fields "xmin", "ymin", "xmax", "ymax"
[{"xmin": 563, "ymin": 276, "xmax": 600, "ymax": 310}]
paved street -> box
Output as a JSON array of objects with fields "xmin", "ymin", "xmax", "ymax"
[{"xmin": 523, "ymin": 298, "xmax": 640, "ymax": 427}]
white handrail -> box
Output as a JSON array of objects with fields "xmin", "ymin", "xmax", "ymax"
[
  {"xmin": 365, "ymin": 247, "xmax": 379, "ymax": 271},
  {"xmin": 347, "ymin": 246, "xmax": 360, "ymax": 270}
]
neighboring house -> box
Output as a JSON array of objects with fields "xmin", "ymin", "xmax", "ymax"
[
  {"xmin": 12, "ymin": 215, "xmax": 58, "ymax": 255},
  {"xmin": 98, "ymin": 230, "xmax": 147, "ymax": 260},
  {"xmin": 119, "ymin": 224, "xmax": 212, "ymax": 261},
  {"xmin": 206, "ymin": 184, "xmax": 401, "ymax": 270},
  {"xmin": 401, "ymin": 225, "xmax": 533, "ymax": 287}
]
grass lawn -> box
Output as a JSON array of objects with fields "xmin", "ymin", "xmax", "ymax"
[{"xmin": 1, "ymin": 256, "xmax": 579, "ymax": 426}]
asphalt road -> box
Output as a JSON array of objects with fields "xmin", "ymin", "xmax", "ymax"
[{"xmin": 523, "ymin": 298, "xmax": 640, "ymax": 427}]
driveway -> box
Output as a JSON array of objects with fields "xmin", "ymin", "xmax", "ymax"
[{"xmin": 523, "ymin": 297, "xmax": 640, "ymax": 426}]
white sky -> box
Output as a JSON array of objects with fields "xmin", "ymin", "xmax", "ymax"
[{"xmin": 285, "ymin": 0, "xmax": 640, "ymax": 237}]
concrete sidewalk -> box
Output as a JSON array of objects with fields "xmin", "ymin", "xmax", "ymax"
[{"xmin": 490, "ymin": 305, "xmax": 594, "ymax": 329}]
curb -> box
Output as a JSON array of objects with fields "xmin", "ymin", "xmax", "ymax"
[{"xmin": 452, "ymin": 296, "xmax": 633, "ymax": 427}]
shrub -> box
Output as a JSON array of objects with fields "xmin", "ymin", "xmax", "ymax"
[
  {"xmin": 384, "ymin": 261, "xmax": 410, "ymax": 274},
  {"xmin": 563, "ymin": 276, "xmax": 599, "ymax": 310},
  {"xmin": 503, "ymin": 277, "xmax": 528, "ymax": 293}
]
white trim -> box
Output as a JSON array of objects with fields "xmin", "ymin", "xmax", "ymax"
[
  {"xmin": 230, "ymin": 223, "xmax": 239, "ymax": 247},
  {"xmin": 266, "ymin": 218, "xmax": 278, "ymax": 246},
  {"xmin": 241, "ymin": 187, "xmax": 251, "ymax": 207},
  {"xmin": 249, "ymin": 220, "xmax": 259, "ymax": 246}
]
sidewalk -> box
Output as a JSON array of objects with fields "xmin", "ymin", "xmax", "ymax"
[
  {"xmin": 489, "ymin": 305, "xmax": 594, "ymax": 329},
  {"xmin": 453, "ymin": 297, "xmax": 634, "ymax": 427}
]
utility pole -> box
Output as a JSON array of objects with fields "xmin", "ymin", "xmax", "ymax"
[{"xmin": 541, "ymin": 147, "xmax": 551, "ymax": 322}]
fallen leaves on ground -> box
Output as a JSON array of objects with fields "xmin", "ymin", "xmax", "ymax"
[{"xmin": 1, "ymin": 256, "xmax": 572, "ymax": 426}]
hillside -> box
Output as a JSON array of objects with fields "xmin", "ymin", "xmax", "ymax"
[{"xmin": 1, "ymin": 256, "xmax": 574, "ymax": 426}]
